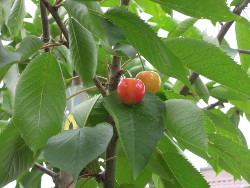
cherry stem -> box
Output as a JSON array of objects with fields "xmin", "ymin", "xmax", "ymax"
[
  {"xmin": 65, "ymin": 174, "xmax": 93, "ymax": 188},
  {"xmin": 121, "ymin": 54, "xmax": 140, "ymax": 68},
  {"xmin": 66, "ymin": 86, "xmax": 97, "ymax": 101}
]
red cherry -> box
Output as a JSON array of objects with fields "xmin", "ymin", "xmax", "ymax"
[{"xmin": 117, "ymin": 78, "xmax": 145, "ymax": 105}]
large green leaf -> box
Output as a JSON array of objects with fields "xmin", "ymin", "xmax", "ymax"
[
  {"xmin": 0, "ymin": 122, "xmax": 37, "ymax": 187},
  {"xmin": 44, "ymin": 123, "xmax": 113, "ymax": 179},
  {"xmin": 101, "ymin": 18, "xmax": 126, "ymax": 46},
  {"xmin": 64, "ymin": 0, "xmax": 106, "ymax": 40},
  {"xmin": 168, "ymin": 18, "xmax": 198, "ymax": 38},
  {"xmin": 0, "ymin": 0, "xmax": 12, "ymax": 29},
  {"xmin": 0, "ymin": 45, "xmax": 21, "ymax": 80},
  {"xmin": 0, "ymin": 120, "xmax": 8, "ymax": 133},
  {"xmin": 105, "ymin": 7, "xmax": 189, "ymax": 86},
  {"xmin": 208, "ymin": 133, "xmax": 250, "ymax": 183},
  {"xmin": 236, "ymin": 21, "xmax": 250, "ymax": 70},
  {"xmin": 165, "ymin": 38, "xmax": 250, "ymax": 98},
  {"xmin": 6, "ymin": 0, "xmax": 26, "ymax": 37},
  {"xmin": 163, "ymin": 99, "xmax": 208, "ymax": 158},
  {"xmin": 209, "ymin": 86, "xmax": 247, "ymax": 101},
  {"xmin": 68, "ymin": 18, "xmax": 97, "ymax": 86},
  {"xmin": 150, "ymin": 0, "xmax": 239, "ymax": 22},
  {"xmin": 149, "ymin": 134, "xmax": 209, "ymax": 187},
  {"xmin": 86, "ymin": 97, "xmax": 108, "ymax": 127},
  {"xmin": 13, "ymin": 53, "xmax": 66, "ymax": 153},
  {"xmin": 15, "ymin": 168, "xmax": 42, "ymax": 188},
  {"xmin": 204, "ymin": 110, "xmax": 245, "ymax": 145},
  {"xmin": 72, "ymin": 95, "xmax": 101, "ymax": 127},
  {"xmin": 134, "ymin": 0, "xmax": 166, "ymax": 18},
  {"xmin": 104, "ymin": 92, "xmax": 165, "ymax": 177},
  {"xmin": 16, "ymin": 35, "xmax": 43, "ymax": 61},
  {"xmin": 116, "ymin": 157, "xmax": 152, "ymax": 187}
]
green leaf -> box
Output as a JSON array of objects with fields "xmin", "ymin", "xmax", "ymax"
[
  {"xmin": 100, "ymin": 18, "xmax": 126, "ymax": 46},
  {"xmin": 113, "ymin": 44, "xmax": 137, "ymax": 58},
  {"xmin": 209, "ymin": 86, "xmax": 247, "ymax": 101},
  {"xmin": 16, "ymin": 35, "xmax": 43, "ymax": 61},
  {"xmin": 0, "ymin": 45, "xmax": 21, "ymax": 80},
  {"xmin": 236, "ymin": 20, "xmax": 250, "ymax": 70},
  {"xmin": 118, "ymin": 184, "xmax": 140, "ymax": 188},
  {"xmin": 68, "ymin": 18, "xmax": 97, "ymax": 86},
  {"xmin": 165, "ymin": 38, "xmax": 250, "ymax": 98},
  {"xmin": 204, "ymin": 110, "xmax": 245, "ymax": 145},
  {"xmin": 208, "ymin": 133, "xmax": 250, "ymax": 183},
  {"xmin": 0, "ymin": 122, "xmax": 37, "ymax": 187},
  {"xmin": 3, "ymin": 64, "xmax": 19, "ymax": 108},
  {"xmin": 105, "ymin": 7, "xmax": 189, "ymax": 86},
  {"xmin": 116, "ymin": 157, "xmax": 151, "ymax": 187},
  {"xmin": 64, "ymin": 0, "xmax": 106, "ymax": 40},
  {"xmin": 193, "ymin": 77, "xmax": 210, "ymax": 103},
  {"xmin": 231, "ymin": 0, "xmax": 244, "ymax": 6},
  {"xmin": 0, "ymin": 120, "xmax": 8, "ymax": 133},
  {"xmin": 6, "ymin": 0, "xmax": 26, "ymax": 37},
  {"xmin": 104, "ymin": 92, "xmax": 165, "ymax": 177},
  {"xmin": 72, "ymin": 95, "xmax": 101, "ymax": 127},
  {"xmin": 168, "ymin": 18, "xmax": 198, "ymax": 38},
  {"xmin": 86, "ymin": 97, "xmax": 108, "ymax": 127},
  {"xmin": 75, "ymin": 178, "xmax": 98, "ymax": 188},
  {"xmin": 150, "ymin": 134, "xmax": 209, "ymax": 187},
  {"xmin": 44, "ymin": 123, "xmax": 113, "ymax": 179},
  {"xmin": 0, "ymin": 0, "xmax": 12, "ymax": 29},
  {"xmin": 13, "ymin": 53, "xmax": 66, "ymax": 152},
  {"xmin": 15, "ymin": 168, "xmax": 42, "ymax": 188},
  {"xmin": 134, "ymin": 0, "xmax": 166, "ymax": 18},
  {"xmin": 163, "ymin": 99, "xmax": 208, "ymax": 158},
  {"xmin": 150, "ymin": 0, "xmax": 239, "ymax": 22},
  {"xmin": 158, "ymin": 152, "xmax": 209, "ymax": 188},
  {"xmin": 229, "ymin": 100, "xmax": 250, "ymax": 114}
]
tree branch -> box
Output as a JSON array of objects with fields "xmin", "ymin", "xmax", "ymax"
[
  {"xmin": 179, "ymin": 72, "xmax": 199, "ymax": 96},
  {"xmin": 34, "ymin": 163, "xmax": 57, "ymax": 179},
  {"xmin": 93, "ymin": 76, "xmax": 108, "ymax": 97},
  {"xmin": 179, "ymin": 0, "xmax": 250, "ymax": 96},
  {"xmin": 40, "ymin": 0, "xmax": 50, "ymax": 52},
  {"xmin": 237, "ymin": 48, "xmax": 250, "ymax": 54},
  {"xmin": 120, "ymin": 0, "xmax": 130, "ymax": 6},
  {"xmin": 204, "ymin": 101, "xmax": 224, "ymax": 110},
  {"xmin": 40, "ymin": 0, "xmax": 69, "ymax": 47},
  {"xmin": 217, "ymin": 0, "xmax": 250, "ymax": 44},
  {"xmin": 103, "ymin": 55, "xmax": 122, "ymax": 188}
]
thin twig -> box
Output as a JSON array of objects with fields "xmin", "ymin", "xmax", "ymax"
[
  {"xmin": 41, "ymin": 42, "xmax": 64, "ymax": 49},
  {"xmin": 34, "ymin": 163, "xmax": 57, "ymax": 179},
  {"xmin": 40, "ymin": 0, "xmax": 50, "ymax": 52},
  {"xmin": 217, "ymin": 0, "xmax": 250, "ymax": 44},
  {"xmin": 121, "ymin": 55, "xmax": 140, "ymax": 68},
  {"xmin": 79, "ymin": 177, "xmax": 92, "ymax": 187},
  {"xmin": 237, "ymin": 48, "xmax": 250, "ymax": 54},
  {"xmin": 67, "ymin": 86, "xmax": 97, "ymax": 100},
  {"xmin": 93, "ymin": 76, "xmax": 108, "ymax": 97},
  {"xmin": 97, "ymin": 75, "xmax": 108, "ymax": 82},
  {"xmin": 99, "ymin": 0, "xmax": 108, "ymax": 5},
  {"xmin": 65, "ymin": 174, "xmax": 93, "ymax": 188},
  {"xmin": 179, "ymin": 0, "xmax": 250, "ymax": 96},
  {"xmin": 41, "ymin": 0, "xmax": 69, "ymax": 47},
  {"xmin": 204, "ymin": 101, "xmax": 224, "ymax": 110},
  {"xmin": 87, "ymin": 8, "xmax": 104, "ymax": 17}
]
